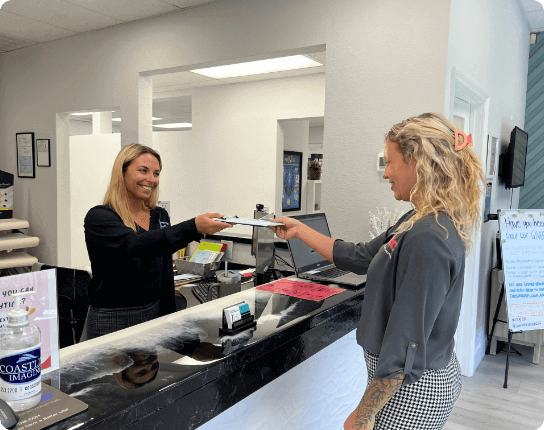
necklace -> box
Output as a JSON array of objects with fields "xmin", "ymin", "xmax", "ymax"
[{"xmin": 136, "ymin": 205, "xmax": 151, "ymax": 225}]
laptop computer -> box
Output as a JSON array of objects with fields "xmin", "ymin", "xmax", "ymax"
[{"xmin": 286, "ymin": 213, "xmax": 366, "ymax": 289}]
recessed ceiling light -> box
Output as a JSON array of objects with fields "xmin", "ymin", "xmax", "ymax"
[
  {"xmin": 152, "ymin": 117, "xmax": 163, "ymax": 120},
  {"xmin": 112, "ymin": 118, "xmax": 121, "ymax": 122},
  {"xmin": 70, "ymin": 112, "xmax": 93, "ymax": 116},
  {"xmin": 191, "ymin": 55, "xmax": 322, "ymax": 79},
  {"xmin": 153, "ymin": 123, "xmax": 192, "ymax": 128}
]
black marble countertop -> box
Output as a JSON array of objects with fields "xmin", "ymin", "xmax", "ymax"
[{"xmin": 49, "ymin": 280, "xmax": 365, "ymax": 430}]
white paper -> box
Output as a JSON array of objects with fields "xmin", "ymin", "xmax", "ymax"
[
  {"xmin": 499, "ymin": 210, "xmax": 544, "ymax": 331},
  {"xmin": 36, "ymin": 140, "xmax": 49, "ymax": 166},
  {"xmin": 213, "ymin": 217, "xmax": 284, "ymax": 227}
]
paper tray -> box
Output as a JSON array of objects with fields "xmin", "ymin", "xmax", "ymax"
[{"xmin": 175, "ymin": 258, "xmax": 218, "ymax": 278}]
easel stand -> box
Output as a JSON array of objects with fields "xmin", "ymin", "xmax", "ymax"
[{"xmin": 487, "ymin": 280, "xmax": 523, "ymax": 388}]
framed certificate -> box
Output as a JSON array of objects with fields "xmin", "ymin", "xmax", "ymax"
[
  {"xmin": 36, "ymin": 138, "xmax": 51, "ymax": 167},
  {"xmin": 16, "ymin": 132, "xmax": 35, "ymax": 178}
]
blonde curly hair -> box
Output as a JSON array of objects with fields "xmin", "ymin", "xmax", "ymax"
[{"xmin": 385, "ymin": 113, "xmax": 485, "ymax": 251}]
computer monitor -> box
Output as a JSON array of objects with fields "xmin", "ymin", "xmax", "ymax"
[{"xmin": 253, "ymin": 213, "xmax": 275, "ymax": 275}]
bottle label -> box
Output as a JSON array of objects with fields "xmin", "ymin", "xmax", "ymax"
[{"xmin": 0, "ymin": 345, "xmax": 41, "ymax": 401}]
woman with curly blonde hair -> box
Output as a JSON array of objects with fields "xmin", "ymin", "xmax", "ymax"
[{"xmin": 271, "ymin": 113, "xmax": 484, "ymax": 430}]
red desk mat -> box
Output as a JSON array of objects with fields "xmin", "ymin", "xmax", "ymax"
[{"xmin": 256, "ymin": 279, "xmax": 344, "ymax": 301}]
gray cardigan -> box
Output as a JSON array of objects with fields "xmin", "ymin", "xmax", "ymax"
[{"xmin": 333, "ymin": 210, "xmax": 465, "ymax": 385}]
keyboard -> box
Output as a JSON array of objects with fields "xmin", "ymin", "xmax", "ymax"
[
  {"xmin": 191, "ymin": 282, "xmax": 219, "ymax": 303},
  {"xmin": 312, "ymin": 267, "xmax": 350, "ymax": 278}
]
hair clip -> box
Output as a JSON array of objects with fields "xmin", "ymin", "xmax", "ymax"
[{"xmin": 454, "ymin": 130, "xmax": 473, "ymax": 152}]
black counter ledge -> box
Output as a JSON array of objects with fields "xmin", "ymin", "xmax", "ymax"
[{"xmin": 53, "ymin": 281, "xmax": 365, "ymax": 430}]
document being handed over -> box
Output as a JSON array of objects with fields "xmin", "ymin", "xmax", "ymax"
[{"xmin": 213, "ymin": 217, "xmax": 284, "ymax": 227}]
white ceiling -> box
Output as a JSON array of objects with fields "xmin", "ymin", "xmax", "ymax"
[
  {"xmin": 4, "ymin": 0, "xmax": 538, "ymax": 129},
  {"xmin": 0, "ymin": 0, "xmax": 223, "ymax": 52},
  {"xmin": 1, "ymin": 0, "xmax": 543, "ymax": 53},
  {"xmin": 520, "ymin": 0, "xmax": 544, "ymax": 32}
]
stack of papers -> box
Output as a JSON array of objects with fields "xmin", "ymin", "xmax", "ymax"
[
  {"xmin": 189, "ymin": 241, "xmax": 227, "ymax": 265},
  {"xmin": 174, "ymin": 273, "xmax": 201, "ymax": 286}
]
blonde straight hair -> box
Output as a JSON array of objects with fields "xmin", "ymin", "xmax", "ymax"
[
  {"xmin": 103, "ymin": 143, "xmax": 162, "ymax": 231},
  {"xmin": 385, "ymin": 113, "xmax": 485, "ymax": 251}
]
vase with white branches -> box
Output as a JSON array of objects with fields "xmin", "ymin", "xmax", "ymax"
[{"xmin": 368, "ymin": 207, "xmax": 405, "ymax": 239}]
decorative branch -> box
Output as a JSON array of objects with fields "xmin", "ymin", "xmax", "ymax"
[{"xmin": 368, "ymin": 207, "xmax": 404, "ymax": 239}]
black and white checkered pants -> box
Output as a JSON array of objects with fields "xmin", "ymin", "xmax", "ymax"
[
  {"xmin": 364, "ymin": 349, "xmax": 461, "ymax": 430},
  {"xmin": 86, "ymin": 300, "xmax": 160, "ymax": 340}
]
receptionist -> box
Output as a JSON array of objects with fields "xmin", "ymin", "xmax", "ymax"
[{"xmin": 83, "ymin": 143, "xmax": 232, "ymax": 340}]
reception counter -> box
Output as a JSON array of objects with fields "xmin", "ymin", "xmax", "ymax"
[{"xmin": 49, "ymin": 280, "xmax": 367, "ymax": 429}]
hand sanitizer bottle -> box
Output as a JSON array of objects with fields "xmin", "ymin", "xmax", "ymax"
[{"xmin": 0, "ymin": 292, "xmax": 41, "ymax": 412}]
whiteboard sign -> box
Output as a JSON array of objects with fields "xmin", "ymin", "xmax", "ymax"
[{"xmin": 498, "ymin": 209, "xmax": 544, "ymax": 331}]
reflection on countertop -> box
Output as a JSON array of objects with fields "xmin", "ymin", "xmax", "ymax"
[{"xmin": 52, "ymin": 282, "xmax": 364, "ymax": 430}]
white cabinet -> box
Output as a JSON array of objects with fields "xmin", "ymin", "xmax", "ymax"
[{"xmin": 306, "ymin": 180, "xmax": 322, "ymax": 214}]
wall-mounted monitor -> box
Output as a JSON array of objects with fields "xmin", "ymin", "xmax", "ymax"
[{"xmin": 499, "ymin": 126, "xmax": 529, "ymax": 189}]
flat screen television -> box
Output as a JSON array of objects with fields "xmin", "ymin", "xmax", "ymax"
[{"xmin": 501, "ymin": 126, "xmax": 528, "ymax": 189}]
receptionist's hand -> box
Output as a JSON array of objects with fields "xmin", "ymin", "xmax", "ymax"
[
  {"xmin": 195, "ymin": 213, "xmax": 233, "ymax": 234},
  {"xmin": 269, "ymin": 217, "xmax": 302, "ymax": 240}
]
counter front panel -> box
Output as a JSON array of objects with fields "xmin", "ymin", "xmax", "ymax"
[{"xmin": 55, "ymin": 283, "xmax": 364, "ymax": 429}]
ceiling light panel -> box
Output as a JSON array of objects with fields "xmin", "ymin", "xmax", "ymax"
[
  {"xmin": 221, "ymin": 65, "xmax": 326, "ymax": 85},
  {"xmin": 1, "ymin": 0, "xmax": 122, "ymax": 33},
  {"xmin": 64, "ymin": 0, "xmax": 179, "ymax": 22},
  {"xmin": 191, "ymin": 55, "xmax": 322, "ymax": 79},
  {"xmin": 153, "ymin": 123, "xmax": 192, "ymax": 128},
  {"xmin": 0, "ymin": 9, "xmax": 76, "ymax": 42}
]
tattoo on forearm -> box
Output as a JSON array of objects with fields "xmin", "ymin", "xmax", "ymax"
[{"xmin": 352, "ymin": 374, "xmax": 406, "ymax": 429}]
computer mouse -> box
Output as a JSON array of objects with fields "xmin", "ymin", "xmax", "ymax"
[{"xmin": 0, "ymin": 398, "xmax": 19, "ymax": 430}]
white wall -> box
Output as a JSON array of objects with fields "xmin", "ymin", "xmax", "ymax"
[
  {"xmin": 69, "ymin": 134, "xmax": 121, "ymax": 268},
  {"xmin": 152, "ymin": 75, "xmax": 323, "ymax": 236},
  {"xmin": 309, "ymin": 126, "xmax": 324, "ymax": 145},
  {"xmin": 278, "ymin": 119, "xmax": 311, "ymax": 217},
  {"xmin": 0, "ymin": 0, "xmax": 451, "ymax": 266},
  {"xmin": 445, "ymin": 0, "xmax": 530, "ymax": 375}
]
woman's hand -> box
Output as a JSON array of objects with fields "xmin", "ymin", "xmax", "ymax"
[
  {"xmin": 269, "ymin": 217, "xmax": 302, "ymax": 240},
  {"xmin": 195, "ymin": 213, "xmax": 233, "ymax": 234}
]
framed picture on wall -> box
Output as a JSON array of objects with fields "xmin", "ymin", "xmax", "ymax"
[
  {"xmin": 16, "ymin": 132, "xmax": 35, "ymax": 178},
  {"xmin": 36, "ymin": 139, "xmax": 51, "ymax": 167},
  {"xmin": 282, "ymin": 151, "xmax": 302, "ymax": 212}
]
